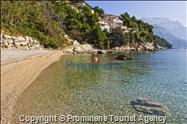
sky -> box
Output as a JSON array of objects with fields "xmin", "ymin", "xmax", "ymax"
[{"xmin": 86, "ymin": 1, "xmax": 187, "ymax": 27}]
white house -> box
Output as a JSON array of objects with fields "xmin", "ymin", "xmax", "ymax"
[
  {"xmin": 109, "ymin": 16, "xmax": 123, "ymax": 29},
  {"xmin": 98, "ymin": 14, "xmax": 135, "ymax": 34},
  {"xmin": 99, "ymin": 20, "xmax": 110, "ymax": 32}
]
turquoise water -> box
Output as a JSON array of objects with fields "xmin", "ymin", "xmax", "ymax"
[{"xmin": 13, "ymin": 49, "xmax": 187, "ymax": 124}]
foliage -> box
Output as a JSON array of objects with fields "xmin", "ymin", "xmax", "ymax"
[
  {"xmin": 1, "ymin": 1, "xmax": 70, "ymax": 48},
  {"xmin": 1, "ymin": 1, "xmax": 171, "ymax": 49},
  {"xmin": 119, "ymin": 12, "xmax": 170, "ymax": 48},
  {"xmin": 109, "ymin": 29, "xmax": 126, "ymax": 47},
  {"xmin": 154, "ymin": 35, "xmax": 172, "ymax": 48},
  {"xmin": 53, "ymin": 0, "xmax": 108, "ymax": 48},
  {"xmin": 93, "ymin": 6, "xmax": 104, "ymax": 16},
  {"xmin": 1, "ymin": 1, "xmax": 108, "ymax": 48}
]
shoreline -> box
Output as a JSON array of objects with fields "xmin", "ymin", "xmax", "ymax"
[{"xmin": 1, "ymin": 50, "xmax": 64, "ymax": 124}]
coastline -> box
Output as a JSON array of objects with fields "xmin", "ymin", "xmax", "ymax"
[
  {"xmin": 1, "ymin": 50, "xmax": 64, "ymax": 124},
  {"xmin": 0, "ymin": 48, "xmax": 171, "ymax": 124}
]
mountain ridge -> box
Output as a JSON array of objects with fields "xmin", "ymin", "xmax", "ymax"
[
  {"xmin": 142, "ymin": 17, "xmax": 187, "ymax": 48},
  {"xmin": 142, "ymin": 17, "xmax": 187, "ymax": 40}
]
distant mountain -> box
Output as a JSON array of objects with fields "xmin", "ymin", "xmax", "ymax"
[
  {"xmin": 142, "ymin": 17, "xmax": 187, "ymax": 48},
  {"xmin": 153, "ymin": 25, "xmax": 187, "ymax": 48},
  {"xmin": 142, "ymin": 17, "xmax": 187, "ymax": 40}
]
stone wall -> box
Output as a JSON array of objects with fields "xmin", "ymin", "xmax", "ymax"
[{"xmin": 0, "ymin": 34, "xmax": 43, "ymax": 50}]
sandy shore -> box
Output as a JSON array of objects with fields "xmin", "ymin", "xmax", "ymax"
[{"xmin": 1, "ymin": 49, "xmax": 64, "ymax": 124}]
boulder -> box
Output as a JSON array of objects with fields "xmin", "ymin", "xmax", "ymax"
[
  {"xmin": 133, "ymin": 105, "xmax": 165, "ymax": 116},
  {"xmin": 4, "ymin": 34, "xmax": 11, "ymax": 39},
  {"xmin": 113, "ymin": 47, "xmax": 120, "ymax": 50},
  {"xmin": 20, "ymin": 41, "xmax": 27, "ymax": 46},
  {"xmin": 74, "ymin": 46, "xmax": 84, "ymax": 53},
  {"xmin": 97, "ymin": 50, "xmax": 104, "ymax": 54},
  {"xmin": 11, "ymin": 36, "xmax": 17, "ymax": 41},
  {"xmin": 17, "ymin": 36, "xmax": 25, "ymax": 42},
  {"xmin": 34, "ymin": 45, "xmax": 40, "ymax": 49},
  {"xmin": 63, "ymin": 47, "xmax": 74, "ymax": 53},
  {"xmin": 33, "ymin": 40, "xmax": 38, "ymax": 43},
  {"xmin": 1, "ymin": 44, "xmax": 9, "ymax": 49},
  {"xmin": 137, "ymin": 45, "xmax": 145, "ymax": 51},
  {"xmin": 130, "ymin": 98, "xmax": 162, "ymax": 107},
  {"xmin": 81, "ymin": 44, "xmax": 93, "ymax": 51},
  {"xmin": 73, "ymin": 40, "xmax": 80, "ymax": 46},
  {"xmin": 115, "ymin": 54, "xmax": 132, "ymax": 60},
  {"xmin": 130, "ymin": 98, "xmax": 167, "ymax": 116},
  {"xmin": 144, "ymin": 42, "xmax": 155, "ymax": 51},
  {"xmin": 25, "ymin": 36, "xmax": 30, "ymax": 42},
  {"xmin": 7, "ymin": 39, "xmax": 14, "ymax": 44}
]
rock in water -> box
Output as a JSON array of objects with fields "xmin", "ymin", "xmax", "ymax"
[
  {"xmin": 97, "ymin": 50, "xmax": 104, "ymax": 54},
  {"xmin": 130, "ymin": 98, "xmax": 167, "ymax": 116},
  {"xmin": 130, "ymin": 98, "xmax": 162, "ymax": 107},
  {"xmin": 115, "ymin": 54, "xmax": 132, "ymax": 60},
  {"xmin": 133, "ymin": 105, "xmax": 165, "ymax": 116}
]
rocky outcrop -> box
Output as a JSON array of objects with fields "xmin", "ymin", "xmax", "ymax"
[
  {"xmin": 1, "ymin": 34, "xmax": 43, "ymax": 50},
  {"xmin": 130, "ymin": 98, "xmax": 167, "ymax": 116},
  {"xmin": 113, "ymin": 46, "xmax": 136, "ymax": 51},
  {"xmin": 113, "ymin": 42, "xmax": 156, "ymax": 51},
  {"xmin": 115, "ymin": 54, "xmax": 132, "ymax": 60},
  {"xmin": 97, "ymin": 50, "xmax": 104, "ymax": 54},
  {"xmin": 140, "ymin": 42, "xmax": 155, "ymax": 51},
  {"xmin": 63, "ymin": 41, "xmax": 96, "ymax": 54}
]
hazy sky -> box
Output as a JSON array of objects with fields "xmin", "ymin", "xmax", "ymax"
[{"xmin": 86, "ymin": 1, "xmax": 187, "ymax": 27}]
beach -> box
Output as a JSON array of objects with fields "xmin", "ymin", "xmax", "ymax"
[{"xmin": 1, "ymin": 49, "xmax": 64, "ymax": 124}]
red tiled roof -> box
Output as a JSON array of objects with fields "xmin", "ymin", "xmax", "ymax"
[{"xmin": 100, "ymin": 17, "xmax": 109, "ymax": 22}]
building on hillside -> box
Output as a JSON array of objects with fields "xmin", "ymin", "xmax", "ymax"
[
  {"xmin": 99, "ymin": 21, "xmax": 110, "ymax": 32},
  {"xmin": 98, "ymin": 16, "xmax": 111, "ymax": 32},
  {"xmin": 108, "ymin": 15, "xmax": 123, "ymax": 29},
  {"xmin": 99, "ymin": 14, "xmax": 129, "ymax": 32},
  {"xmin": 121, "ymin": 25, "xmax": 128, "ymax": 32}
]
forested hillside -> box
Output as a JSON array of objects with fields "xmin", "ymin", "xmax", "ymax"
[{"xmin": 1, "ymin": 0, "xmax": 172, "ymax": 49}]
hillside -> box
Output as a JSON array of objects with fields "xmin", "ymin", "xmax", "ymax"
[
  {"xmin": 1, "ymin": 1, "xmax": 107, "ymax": 49},
  {"xmin": 1, "ymin": 1, "xmax": 172, "ymax": 50}
]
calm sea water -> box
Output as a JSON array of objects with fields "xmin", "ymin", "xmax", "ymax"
[{"xmin": 13, "ymin": 49, "xmax": 187, "ymax": 124}]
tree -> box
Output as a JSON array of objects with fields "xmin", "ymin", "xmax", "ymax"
[
  {"xmin": 120, "ymin": 12, "xmax": 131, "ymax": 27},
  {"xmin": 88, "ymin": 25, "xmax": 108, "ymax": 49},
  {"xmin": 93, "ymin": 6, "xmax": 104, "ymax": 16},
  {"xmin": 109, "ymin": 29, "xmax": 126, "ymax": 47},
  {"xmin": 154, "ymin": 35, "xmax": 172, "ymax": 48}
]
